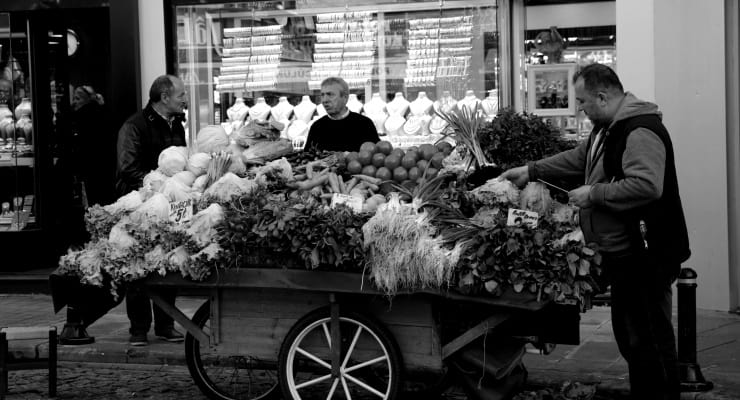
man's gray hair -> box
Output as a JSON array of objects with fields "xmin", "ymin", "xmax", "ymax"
[
  {"xmin": 148, "ymin": 75, "xmax": 179, "ymax": 103},
  {"xmin": 321, "ymin": 77, "xmax": 349, "ymax": 97}
]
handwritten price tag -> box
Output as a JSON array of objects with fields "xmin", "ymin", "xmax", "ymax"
[
  {"xmin": 506, "ymin": 208, "xmax": 539, "ymax": 228},
  {"xmin": 169, "ymin": 199, "xmax": 194, "ymax": 224},
  {"xmin": 330, "ymin": 193, "xmax": 363, "ymax": 213}
]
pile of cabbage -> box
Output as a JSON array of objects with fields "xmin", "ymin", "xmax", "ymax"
[{"xmin": 57, "ymin": 124, "xmax": 293, "ymax": 297}]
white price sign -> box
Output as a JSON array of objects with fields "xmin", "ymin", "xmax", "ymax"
[
  {"xmin": 330, "ymin": 193, "xmax": 363, "ymax": 213},
  {"xmin": 507, "ymin": 208, "xmax": 539, "ymax": 228},
  {"xmin": 169, "ymin": 199, "xmax": 194, "ymax": 224}
]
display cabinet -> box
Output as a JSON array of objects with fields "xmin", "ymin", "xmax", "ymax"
[
  {"xmin": 171, "ymin": 0, "xmax": 501, "ymax": 147},
  {"xmin": 0, "ymin": 13, "xmax": 37, "ymax": 232}
]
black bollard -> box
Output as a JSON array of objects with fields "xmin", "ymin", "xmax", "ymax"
[{"xmin": 677, "ymin": 267, "xmax": 713, "ymax": 392}]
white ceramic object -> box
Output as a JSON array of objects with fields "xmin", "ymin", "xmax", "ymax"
[
  {"xmin": 386, "ymin": 92, "xmax": 409, "ymax": 116},
  {"xmin": 293, "ymin": 95, "xmax": 317, "ymax": 123},
  {"xmin": 271, "ymin": 96, "xmax": 294, "ymax": 122},
  {"xmin": 249, "ymin": 97, "xmax": 271, "ymax": 121},
  {"xmin": 481, "ymin": 89, "xmax": 499, "ymax": 119},
  {"xmin": 433, "ymin": 91, "xmax": 457, "ymax": 114},
  {"xmin": 227, "ymin": 98, "xmax": 249, "ymax": 122},
  {"xmin": 363, "ymin": 93, "xmax": 388, "ymax": 134},
  {"xmin": 346, "ymin": 94, "xmax": 363, "ymax": 113},
  {"xmin": 409, "ymin": 91, "xmax": 433, "ymax": 116},
  {"xmin": 384, "ymin": 114, "xmax": 406, "ymax": 136},
  {"xmin": 457, "ymin": 90, "xmax": 480, "ymax": 113}
]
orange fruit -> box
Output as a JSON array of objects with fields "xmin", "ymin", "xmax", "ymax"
[
  {"xmin": 372, "ymin": 152, "xmax": 386, "ymax": 168},
  {"xmin": 362, "ymin": 165, "xmax": 377, "ymax": 177},
  {"xmin": 405, "ymin": 150, "xmax": 420, "ymax": 162},
  {"xmin": 384, "ymin": 154, "xmax": 401, "ymax": 170},
  {"xmin": 390, "ymin": 148, "xmax": 405, "ymax": 159},
  {"xmin": 419, "ymin": 144, "xmax": 437, "ymax": 161},
  {"xmin": 416, "ymin": 159, "xmax": 428, "ymax": 172},
  {"xmin": 347, "ymin": 160, "xmax": 363, "ymax": 174},
  {"xmin": 436, "ymin": 141, "xmax": 453, "ymax": 155},
  {"xmin": 430, "ymin": 152, "xmax": 445, "ymax": 168},
  {"xmin": 393, "ymin": 166, "xmax": 408, "ymax": 183},
  {"xmin": 406, "ymin": 146, "xmax": 419, "ymax": 154},
  {"xmin": 375, "ymin": 167, "xmax": 392, "ymax": 181},
  {"xmin": 376, "ymin": 140, "xmax": 393, "ymax": 155},
  {"xmin": 358, "ymin": 150, "xmax": 373, "ymax": 166},
  {"xmin": 425, "ymin": 167, "xmax": 439, "ymax": 179},
  {"xmin": 401, "ymin": 155, "xmax": 417, "ymax": 170},
  {"xmin": 407, "ymin": 166, "xmax": 420, "ymax": 181},
  {"xmin": 360, "ymin": 141, "xmax": 377, "ymax": 154},
  {"xmin": 345, "ymin": 151, "xmax": 359, "ymax": 163}
]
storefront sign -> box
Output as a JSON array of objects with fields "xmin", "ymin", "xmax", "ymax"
[{"xmin": 169, "ymin": 199, "xmax": 194, "ymax": 224}]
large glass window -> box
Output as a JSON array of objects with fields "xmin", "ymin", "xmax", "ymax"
[{"xmin": 174, "ymin": 0, "xmax": 499, "ymax": 146}]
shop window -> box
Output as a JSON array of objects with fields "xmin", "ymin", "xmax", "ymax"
[
  {"xmin": 523, "ymin": 24, "xmax": 615, "ymax": 139},
  {"xmin": 173, "ymin": 0, "xmax": 500, "ymax": 147}
]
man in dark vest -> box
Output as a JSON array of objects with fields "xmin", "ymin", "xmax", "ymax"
[{"xmin": 502, "ymin": 63, "xmax": 689, "ymax": 400}]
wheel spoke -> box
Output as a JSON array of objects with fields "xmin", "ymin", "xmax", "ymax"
[
  {"xmin": 341, "ymin": 326, "xmax": 363, "ymax": 369},
  {"xmin": 296, "ymin": 347, "xmax": 332, "ymax": 369},
  {"xmin": 295, "ymin": 373, "xmax": 333, "ymax": 390},
  {"xmin": 344, "ymin": 372, "xmax": 386, "ymax": 398},
  {"xmin": 340, "ymin": 375, "xmax": 353, "ymax": 400},
  {"xmin": 344, "ymin": 355, "xmax": 388, "ymax": 374},
  {"xmin": 322, "ymin": 322, "xmax": 332, "ymax": 349},
  {"xmin": 326, "ymin": 378, "xmax": 339, "ymax": 399}
]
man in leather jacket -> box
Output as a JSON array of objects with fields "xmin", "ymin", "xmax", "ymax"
[{"xmin": 116, "ymin": 74, "xmax": 188, "ymax": 346}]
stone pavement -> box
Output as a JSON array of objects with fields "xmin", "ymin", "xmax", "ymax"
[{"xmin": 1, "ymin": 293, "xmax": 739, "ymax": 399}]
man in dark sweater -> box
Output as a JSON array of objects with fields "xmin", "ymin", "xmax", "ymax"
[
  {"xmin": 304, "ymin": 77, "xmax": 379, "ymax": 152},
  {"xmin": 503, "ymin": 64, "xmax": 689, "ymax": 400}
]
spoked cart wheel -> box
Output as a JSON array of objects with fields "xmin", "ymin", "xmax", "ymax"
[
  {"xmin": 278, "ymin": 306, "xmax": 402, "ymax": 400},
  {"xmin": 185, "ymin": 301, "xmax": 279, "ymax": 400}
]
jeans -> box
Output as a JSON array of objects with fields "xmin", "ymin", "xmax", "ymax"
[
  {"xmin": 604, "ymin": 250, "xmax": 680, "ymax": 400},
  {"xmin": 125, "ymin": 285, "xmax": 177, "ymax": 335}
]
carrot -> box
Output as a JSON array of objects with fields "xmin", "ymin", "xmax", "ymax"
[
  {"xmin": 352, "ymin": 174, "xmax": 381, "ymax": 185},
  {"xmin": 328, "ymin": 173, "xmax": 340, "ymax": 193},
  {"xmin": 337, "ymin": 175, "xmax": 347, "ymax": 194},
  {"xmin": 320, "ymin": 193, "xmax": 335, "ymax": 200},
  {"xmin": 306, "ymin": 163, "xmax": 314, "ymax": 179},
  {"xmin": 293, "ymin": 174, "xmax": 307, "ymax": 181},
  {"xmin": 344, "ymin": 177, "xmax": 358, "ymax": 193},
  {"xmin": 293, "ymin": 174, "xmax": 329, "ymax": 191}
]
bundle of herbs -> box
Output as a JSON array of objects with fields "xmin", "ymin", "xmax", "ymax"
[
  {"xmin": 218, "ymin": 187, "xmax": 370, "ymax": 271},
  {"xmin": 435, "ymin": 103, "xmax": 490, "ymax": 171},
  {"xmin": 478, "ymin": 108, "xmax": 577, "ymax": 171}
]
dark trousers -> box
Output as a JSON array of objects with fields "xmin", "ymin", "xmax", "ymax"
[
  {"xmin": 605, "ymin": 250, "xmax": 680, "ymax": 400},
  {"xmin": 125, "ymin": 285, "xmax": 177, "ymax": 335}
]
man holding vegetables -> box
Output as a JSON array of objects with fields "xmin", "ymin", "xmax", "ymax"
[
  {"xmin": 303, "ymin": 77, "xmax": 379, "ymax": 152},
  {"xmin": 502, "ymin": 63, "xmax": 689, "ymax": 400},
  {"xmin": 115, "ymin": 75, "xmax": 188, "ymax": 346}
]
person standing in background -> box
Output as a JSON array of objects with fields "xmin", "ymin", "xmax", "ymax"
[
  {"xmin": 304, "ymin": 77, "xmax": 379, "ymax": 152},
  {"xmin": 116, "ymin": 74, "xmax": 188, "ymax": 346},
  {"xmin": 502, "ymin": 63, "xmax": 689, "ymax": 400}
]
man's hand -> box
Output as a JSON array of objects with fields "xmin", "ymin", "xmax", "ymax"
[
  {"xmin": 568, "ymin": 185, "xmax": 593, "ymax": 208},
  {"xmin": 500, "ymin": 166, "xmax": 529, "ymax": 188}
]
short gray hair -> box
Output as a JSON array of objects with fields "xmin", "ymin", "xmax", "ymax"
[
  {"xmin": 321, "ymin": 77, "xmax": 349, "ymax": 97},
  {"xmin": 148, "ymin": 75, "xmax": 178, "ymax": 103}
]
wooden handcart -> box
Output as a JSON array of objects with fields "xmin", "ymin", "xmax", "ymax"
[{"xmin": 142, "ymin": 266, "xmax": 582, "ymax": 400}]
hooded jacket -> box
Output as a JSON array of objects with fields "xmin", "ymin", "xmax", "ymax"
[
  {"xmin": 115, "ymin": 102, "xmax": 186, "ymax": 195},
  {"xmin": 528, "ymin": 93, "xmax": 683, "ymax": 256}
]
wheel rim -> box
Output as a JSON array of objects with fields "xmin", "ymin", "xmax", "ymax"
[
  {"xmin": 186, "ymin": 302, "xmax": 278, "ymax": 400},
  {"xmin": 285, "ymin": 316, "xmax": 394, "ymax": 400}
]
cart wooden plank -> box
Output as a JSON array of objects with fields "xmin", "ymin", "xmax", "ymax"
[{"xmin": 144, "ymin": 268, "xmax": 549, "ymax": 312}]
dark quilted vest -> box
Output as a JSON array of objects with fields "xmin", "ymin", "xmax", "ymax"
[{"xmin": 602, "ymin": 114, "xmax": 691, "ymax": 268}]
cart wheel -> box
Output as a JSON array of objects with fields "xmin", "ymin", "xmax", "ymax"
[
  {"xmin": 185, "ymin": 300, "xmax": 279, "ymax": 400},
  {"xmin": 278, "ymin": 307, "xmax": 402, "ymax": 400}
]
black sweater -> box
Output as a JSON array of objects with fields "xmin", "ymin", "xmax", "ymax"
[{"xmin": 304, "ymin": 112, "xmax": 379, "ymax": 152}]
